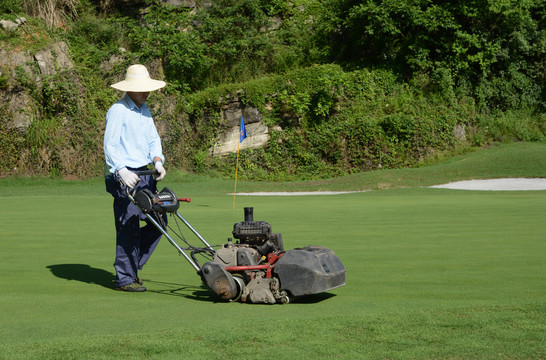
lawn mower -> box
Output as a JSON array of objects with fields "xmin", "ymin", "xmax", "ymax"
[{"xmin": 128, "ymin": 170, "xmax": 346, "ymax": 304}]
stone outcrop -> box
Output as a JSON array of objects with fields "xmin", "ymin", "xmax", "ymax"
[
  {"xmin": 211, "ymin": 122, "xmax": 270, "ymax": 156},
  {"xmin": 0, "ymin": 17, "xmax": 26, "ymax": 32},
  {"xmin": 34, "ymin": 41, "xmax": 74, "ymax": 76},
  {"xmin": 6, "ymin": 90, "xmax": 35, "ymax": 131},
  {"xmin": 209, "ymin": 95, "xmax": 270, "ymax": 156},
  {"xmin": 0, "ymin": 49, "xmax": 38, "ymax": 132},
  {"xmin": 0, "ymin": 41, "xmax": 74, "ymax": 132}
]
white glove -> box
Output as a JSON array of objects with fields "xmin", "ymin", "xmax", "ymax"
[
  {"xmin": 118, "ymin": 167, "xmax": 139, "ymax": 188},
  {"xmin": 155, "ymin": 161, "xmax": 166, "ymax": 181}
]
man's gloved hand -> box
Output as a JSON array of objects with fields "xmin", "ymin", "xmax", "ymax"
[
  {"xmin": 155, "ymin": 161, "xmax": 166, "ymax": 181},
  {"xmin": 118, "ymin": 167, "xmax": 139, "ymax": 188}
]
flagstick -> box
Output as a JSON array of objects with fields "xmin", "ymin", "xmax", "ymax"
[{"xmin": 233, "ymin": 137, "xmax": 241, "ymax": 210}]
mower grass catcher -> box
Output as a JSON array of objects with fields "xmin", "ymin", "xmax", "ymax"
[{"xmin": 129, "ymin": 178, "xmax": 346, "ymax": 304}]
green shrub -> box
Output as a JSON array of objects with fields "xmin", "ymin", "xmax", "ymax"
[
  {"xmin": 319, "ymin": 0, "xmax": 545, "ymax": 112},
  {"xmin": 473, "ymin": 110, "xmax": 546, "ymax": 144},
  {"xmin": 0, "ymin": 0, "xmax": 23, "ymax": 16}
]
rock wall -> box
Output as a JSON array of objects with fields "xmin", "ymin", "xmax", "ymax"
[
  {"xmin": 34, "ymin": 41, "xmax": 74, "ymax": 76},
  {"xmin": 0, "ymin": 41, "xmax": 74, "ymax": 132},
  {"xmin": 210, "ymin": 95, "xmax": 271, "ymax": 156},
  {"xmin": 211, "ymin": 122, "xmax": 270, "ymax": 156}
]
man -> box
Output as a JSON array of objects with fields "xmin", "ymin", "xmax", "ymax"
[{"xmin": 103, "ymin": 64, "xmax": 167, "ymax": 292}]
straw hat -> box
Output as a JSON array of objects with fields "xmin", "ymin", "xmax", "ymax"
[{"xmin": 111, "ymin": 64, "xmax": 166, "ymax": 92}]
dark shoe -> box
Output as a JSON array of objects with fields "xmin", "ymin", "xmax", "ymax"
[
  {"xmin": 136, "ymin": 277, "xmax": 143, "ymax": 285},
  {"xmin": 115, "ymin": 282, "xmax": 147, "ymax": 292}
]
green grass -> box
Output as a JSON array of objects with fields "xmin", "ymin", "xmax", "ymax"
[{"xmin": 0, "ymin": 142, "xmax": 545, "ymax": 359}]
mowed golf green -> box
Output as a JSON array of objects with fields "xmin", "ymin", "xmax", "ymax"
[{"xmin": 0, "ymin": 143, "xmax": 544, "ymax": 359}]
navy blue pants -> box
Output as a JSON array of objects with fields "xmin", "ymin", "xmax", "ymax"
[{"xmin": 105, "ymin": 170, "xmax": 165, "ymax": 287}]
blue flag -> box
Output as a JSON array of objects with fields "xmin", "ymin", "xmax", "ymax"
[{"xmin": 239, "ymin": 116, "xmax": 247, "ymax": 142}]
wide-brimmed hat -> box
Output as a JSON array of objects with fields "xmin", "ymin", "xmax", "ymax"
[{"xmin": 110, "ymin": 64, "xmax": 166, "ymax": 92}]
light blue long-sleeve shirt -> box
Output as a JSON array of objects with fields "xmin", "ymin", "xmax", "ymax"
[{"xmin": 104, "ymin": 94, "xmax": 164, "ymax": 174}]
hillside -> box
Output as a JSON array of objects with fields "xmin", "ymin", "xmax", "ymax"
[{"xmin": 1, "ymin": 0, "xmax": 544, "ymax": 180}]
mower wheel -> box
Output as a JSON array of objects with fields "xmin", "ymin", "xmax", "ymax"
[
  {"xmin": 279, "ymin": 291, "xmax": 290, "ymax": 304},
  {"xmin": 230, "ymin": 276, "xmax": 245, "ymax": 302}
]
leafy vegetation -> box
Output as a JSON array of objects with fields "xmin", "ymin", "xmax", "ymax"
[
  {"xmin": 318, "ymin": 0, "xmax": 546, "ymax": 111},
  {"xmin": 0, "ymin": 0, "xmax": 544, "ymax": 179}
]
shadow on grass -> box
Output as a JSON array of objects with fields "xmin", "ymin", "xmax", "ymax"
[
  {"xmin": 147, "ymin": 279, "xmax": 337, "ymax": 304},
  {"xmin": 45, "ymin": 265, "xmax": 213, "ymax": 299},
  {"xmin": 46, "ymin": 264, "xmax": 115, "ymax": 289},
  {"xmin": 145, "ymin": 279, "xmax": 217, "ymax": 302},
  {"xmin": 290, "ymin": 292, "xmax": 337, "ymax": 303}
]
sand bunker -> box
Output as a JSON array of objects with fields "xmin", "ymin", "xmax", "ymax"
[{"xmin": 429, "ymin": 178, "xmax": 546, "ymax": 191}]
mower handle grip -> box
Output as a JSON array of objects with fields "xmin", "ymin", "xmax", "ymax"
[{"xmin": 134, "ymin": 170, "xmax": 160, "ymax": 177}]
